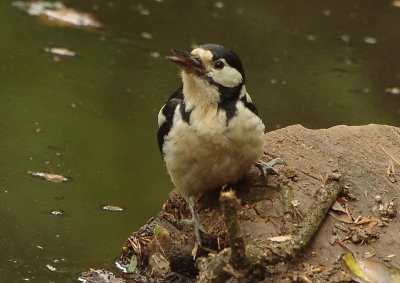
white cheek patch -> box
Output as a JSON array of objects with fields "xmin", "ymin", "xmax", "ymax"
[{"xmin": 208, "ymin": 59, "xmax": 243, "ymax": 88}]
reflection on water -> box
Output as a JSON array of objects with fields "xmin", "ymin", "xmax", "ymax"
[{"xmin": 0, "ymin": 0, "xmax": 399, "ymax": 281}]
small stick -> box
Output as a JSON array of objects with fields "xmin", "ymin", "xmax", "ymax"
[
  {"xmin": 220, "ymin": 190, "xmax": 248, "ymax": 271},
  {"xmin": 379, "ymin": 145, "xmax": 400, "ymax": 166}
]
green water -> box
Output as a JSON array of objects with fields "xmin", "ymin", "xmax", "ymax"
[{"xmin": 0, "ymin": 0, "xmax": 399, "ymax": 281}]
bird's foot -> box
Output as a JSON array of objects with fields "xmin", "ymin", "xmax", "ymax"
[
  {"xmin": 181, "ymin": 195, "xmax": 206, "ymax": 246},
  {"xmin": 180, "ymin": 216, "xmax": 206, "ymax": 246},
  {"xmin": 257, "ymin": 157, "xmax": 285, "ymax": 178}
]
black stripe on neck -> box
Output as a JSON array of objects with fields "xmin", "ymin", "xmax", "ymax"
[
  {"xmin": 180, "ymin": 101, "xmax": 192, "ymax": 124},
  {"xmin": 213, "ymin": 80, "xmax": 244, "ymax": 122}
]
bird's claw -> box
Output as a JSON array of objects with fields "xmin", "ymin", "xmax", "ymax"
[
  {"xmin": 180, "ymin": 217, "xmax": 205, "ymax": 246},
  {"xmin": 257, "ymin": 157, "xmax": 285, "ymax": 177},
  {"xmin": 181, "ymin": 195, "xmax": 206, "ymax": 246}
]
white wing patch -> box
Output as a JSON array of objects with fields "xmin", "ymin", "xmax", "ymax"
[{"xmin": 157, "ymin": 105, "xmax": 166, "ymax": 127}]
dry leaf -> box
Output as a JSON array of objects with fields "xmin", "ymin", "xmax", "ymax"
[
  {"xmin": 101, "ymin": 205, "xmax": 124, "ymax": 212},
  {"xmin": 40, "ymin": 8, "xmax": 102, "ymax": 28},
  {"xmin": 355, "ymin": 217, "xmax": 377, "ymax": 227},
  {"xmin": 329, "ymin": 211, "xmax": 353, "ymax": 223},
  {"xmin": 192, "ymin": 241, "xmax": 199, "ymax": 260},
  {"xmin": 27, "ymin": 171, "xmax": 68, "ymax": 183},
  {"xmin": 332, "ymin": 200, "xmax": 347, "ymax": 213},
  {"xmin": 12, "ymin": 1, "xmax": 102, "ymax": 29},
  {"xmin": 343, "ymin": 252, "xmax": 400, "ymax": 283},
  {"xmin": 149, "ymin": 252, "xmax": 170, "ymax": 277},
  {"xmin": 46, "ymin": 264, "xmax": 56, "ymax": 272},
  {"xmin": 45, "ymin": 47, "xmax": 76, "ymax": 56}
]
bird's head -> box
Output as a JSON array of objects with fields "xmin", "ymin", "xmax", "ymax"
[{"xmin": 167, "ymin": 44, "xmax": 245, "ymax": 104}]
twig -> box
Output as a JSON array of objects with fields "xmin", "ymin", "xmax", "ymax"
[
  {"xmin": 220, "ymin": 190, "xmax": 248, "ymax": 271},
  {"xmin": 263, "ymin": 174, "xmax": 343, "ymax": 264},
  {"xmin": 299, "ymin": 169, "xmax": 323, "ymax": 181},
  {"xmin": 197, "ymin": 175, "xmax": 343, "ymax": 282},
  {"xmin": 379, "ymin": 145, "xmax": 400, "ymax": 166}
]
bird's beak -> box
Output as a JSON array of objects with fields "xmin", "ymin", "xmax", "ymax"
[{"xmin": 167, "ymin": 49, "xmax": 204, "ymax": 74}]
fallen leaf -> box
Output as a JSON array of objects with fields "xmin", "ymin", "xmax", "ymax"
[
  {"xmin": 12, "ymin": 1, "xmax": 64, "ymax": 15},
  {"xmin": 364, "ymin": 37, "xmax": 377, "ymax": 45},
  {"xmin": 101, "ymin": 205, "xmax": 124, "ymax": 212},
  {"xmin": 329, "ymin": 211, "xmax": 353, "ymax": 224},
  {"xmin": 343, "ymin": 252, "xmax": 400, "ymax": 283},
  {"xmin": 393, "ymin": 0, "xmax": 400, "ymax": 8},
  {"xmin": 128, "ymin": 255, "xmax": 138, "ymax": 273},
  {"xmin": 12, "ymin": 1, "xmax": 102, "ymax": 29},
  {"xmin": 385, "ymin": 87, "xmax": 400, "ymax": 95},
  {"xmin": 332, "ymin": 200, "xmax": 347, "ymax": 213},
  {"xmin": 45, "ymin": 47, "xmax": 76, "ymax": 56},
  {"xmin": 192, "ymin": 241, "xmax": 199, "ymax": 260},
  {"xmin": 355, "ymin": 217, "xmax": 378, "ymax": 227},
  {"xmin": 51, "ymin": 210, "xmax": 63, "ymax": 216},
  {"xmin": 46, "ymin": 264, "xmax": 57, "ymax": 272},
  {"xmin": 149, "ymin": 252, "xmax": 170, "ymax": 277},
  {"xmin": 40, "ymin": 8, "xmax": 102, "ymax": 28},
  {"xmin": 27, "ymin": 171, "xmax": 68, "ymax": 183}
]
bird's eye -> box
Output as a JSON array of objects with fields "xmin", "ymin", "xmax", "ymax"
[{"xmin": 214, "ymin": 60, "xmax": 224, "ymax": 69}]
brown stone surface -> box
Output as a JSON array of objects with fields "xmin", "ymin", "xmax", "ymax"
[{"xmin": 119, "ymin": 124, "xmax": 400, "ymax": 282}]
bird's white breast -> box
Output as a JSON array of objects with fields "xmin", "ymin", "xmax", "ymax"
[{"xmin": 163, "ymin": 100, "xmax": 265, "ymax": 195}]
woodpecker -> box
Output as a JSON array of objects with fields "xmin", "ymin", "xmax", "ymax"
[{"xmin": 157, "ymin": 44, "xmax": 281, "ymax": 245}]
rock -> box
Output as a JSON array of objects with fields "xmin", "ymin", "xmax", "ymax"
[{"xmin": 116, "ymin": 124, "xmax": 400, "ymax": 282}]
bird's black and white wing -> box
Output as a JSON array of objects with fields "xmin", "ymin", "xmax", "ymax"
[
  {"xmin": 157, "ymin": 87, "xmax": 184, "ymax": 157},
  {"xmin": 239, "ymin": 90, "xmax": 259, "ymax": 116}
]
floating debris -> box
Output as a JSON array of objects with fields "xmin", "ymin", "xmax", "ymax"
[
  {"xmin": 132, "ymin": 4, "xmax": 150, "ymax": 16},
  {"xmin": 340, "ymin": 34, "xmax": 350, "ymax": 43},
  {"xmin": 323, "ymin": 9, "xmax": 331, "ymax": 16},
  {"xmin": 215, "ymin": 1, "xmax": 224, "ymax": 9},
  {"xmin": 41, "ymin": 8, "xmax": 102, "ymax": 28},
  {"xmin": 393, "ymin": 0, "xmax": 400, "ymax": 8},
  {"xmin": 363, "ymin": 36, "xmax": 377, "ymax": 45},
  {"xmin": 101, "ymin": 205, "xmax": 124, "ymax": 212},
  {"xmin": 141, "ymin": 32, "xmax": 152, "ymax": 39},
  {"xmin": 27, "ymin": 171, "xmax": 68, "ymax": 183},
  {"xmin": 149, "ymin": 51, "xmax": 160, "ymax": 58},
  {"xmin": 12, "ymin": 1, "xmax": 64, "ymax": 15},
  {"xmin": 46, "ymin": 264, "xmax": 57, "ymax": 272},
  {"xmin": 385, "ymin": 87, "xmax": 400, "ymax": 95},
  {"xmin": 51, "ymin": 210, "xmax": 63, "ymax": 216},
  {"xmin": 307, "ymin": 34, "xmax": 316, "ymax": 41},
  {"xmin": 45, "ymin": 47, "xmax": 76, "ymax": 57},
  {"xmin": 12, "ymin": 1, "xmax": 102, "ymax": 29}
]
